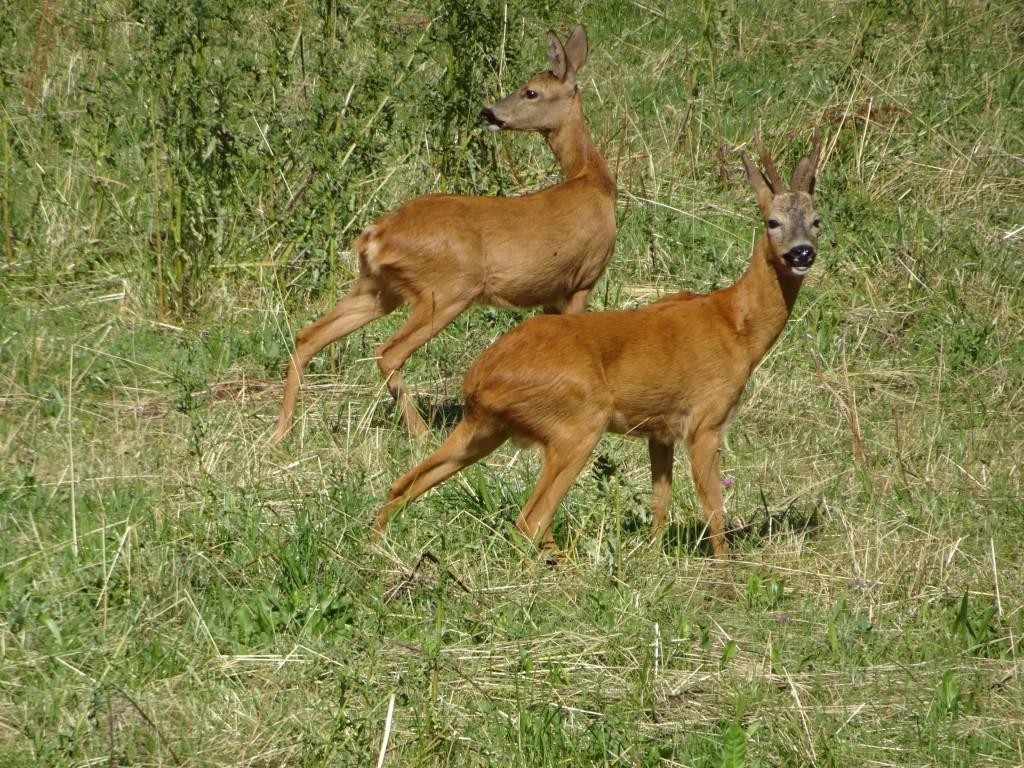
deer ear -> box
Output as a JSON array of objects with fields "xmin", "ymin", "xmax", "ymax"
[
  {"xmin": 791, "ymin": 128, "xmax": 821, "ymax": 194},
  {"xmin": 562, "ymin": 25, "xmax": 588, "ymax": 74},
  {"xmin": 742, "ymin": 152, "xmax": 775, "ymax": 212},
  {"xmin": 791, "ymin": 157, "xmax": 816, "ymax": 194},
  {"xmin": 547, "ymin": 31, "xmax": 568, "ymax": 81}
]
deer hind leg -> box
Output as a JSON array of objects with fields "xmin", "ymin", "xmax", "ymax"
[
  {"xmin": 687, "ymin": 428, "xmax": 728, "ymax": 558},
  {"xmin": 649, "ymin": 438, "xmax": 674, "ymax": 539},
  {"xmin": 376, "ymin": 293, "xmax": 473, "ymax": 439},
  {"xmin": 371, "ymin": 416, "xmax": 510, "ymax": 533},
  {"xmin": 515, "ymin": 432, "xmax": 602, "ymax": 554},
  {"xmin": 274, "ymin": 279, "xmax": 402, "ymax": 443}
]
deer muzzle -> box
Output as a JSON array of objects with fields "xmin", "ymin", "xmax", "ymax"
[
  {"xmin": 783, "ymin": 245, "xmax": 816, "ymax": 276},
  {"xmin": 480, "ymin": 107, "xmax": 505, "ymax": 132}
]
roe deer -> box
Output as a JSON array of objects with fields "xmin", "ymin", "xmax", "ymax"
[
  {"xmin": 372, "ymin": 131, "xmax": 822, "ymax": 558},
  {"xmin": 273, "ymin": 25, "xmax": 616, "ymax": 442}
]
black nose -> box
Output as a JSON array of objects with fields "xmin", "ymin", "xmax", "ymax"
[
  {"xmin": 480, "ymin": 107, "xmax": 504, "ymax": 127},
  {"xmin": 785, "ymin": 245, "xmax": 816, "ymax": 268}
]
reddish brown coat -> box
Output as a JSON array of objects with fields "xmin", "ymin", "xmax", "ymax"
[
  {"xmin": 373, "ymin": 132, "xmax": 822, "ymax": 559},
  {"xmin": 273, "ymin": 25, "xmax": 616, "ymax": 442}
]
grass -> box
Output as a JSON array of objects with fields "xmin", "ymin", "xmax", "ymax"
[{"xmin": 2, "ymin": 0, "xmax": 1023, "ymax": 765}]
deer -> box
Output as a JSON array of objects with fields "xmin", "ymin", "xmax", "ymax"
[
  {"xmin": 272, "ymin": 25, "xmax": 616, "ymax": 443},
  {"xmin": 371, "ymin": 131, "xmax": 823, "ymax": 559}
]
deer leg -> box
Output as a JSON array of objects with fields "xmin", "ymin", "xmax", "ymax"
[
  {"xmin": 376, "ymin": 293, "xmax": 473, "ymax": 439},
  {"xmin": 515, "ymin": 433, "xmax": 602, "ymax": 553},
  {"xmin": 371, "ymin": 416, "xmax": 509, "ymax": 533},
  {"xmin": 687, "ymin": 428, "xmax": 728, "ymax": 558},
  {"xmin": 541, "ymin": 286, "xmax": 592, "ymax": 316},
  {"xmin": 649, "ymin": 438, "xmax": 674, "ymax": 539},
  {"xmin": 274, "ymin": 280, "xmax": 401, "ymax": 443},
  {"xmin": 560, "ymin": 286, "xmax": 593, "ymax": 314}
]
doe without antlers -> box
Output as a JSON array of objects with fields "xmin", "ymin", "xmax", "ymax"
[{"xmin": 273, "ymin": 24, "xmax": 616, "ymax": 443}]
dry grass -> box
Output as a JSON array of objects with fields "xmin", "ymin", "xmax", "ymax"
[{"xmin": 2, "ymin": 0, "xmax": 1023, "ymax": 765}]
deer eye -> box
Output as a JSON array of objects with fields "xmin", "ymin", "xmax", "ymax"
[
  {"xmin": 811, "ymin": 218, "xmax": 821, "ymax": 228},
  {"xmin": 767, "ymin": 219, "xmax": 781, "ymax": 229},
  {"xmin": 524, "ymin": 89, "xmax": 539, "ymax": 99}
]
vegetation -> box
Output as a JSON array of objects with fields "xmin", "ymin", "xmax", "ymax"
[{"xmin": 1, "ymin": 0, "xmax": 1022, "ymax": 765}]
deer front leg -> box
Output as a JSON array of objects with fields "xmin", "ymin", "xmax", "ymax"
[
  {"xmin": 376, "ymin": 293, "xmax": 473, "ymax": 439},
  {"xmin": 542, "ymin": 286, "xmax": 593, "ymax": 315},
  {"xmin": 561, "ymin": 286, "xmax": 593, "ymax": 315},
  {"xmin": 687, "ymin": 428, "xmax": 728, "ymax": 558},
  {"xmin": 648, "ymin": 438, "xmax": 674, "ymax": 539}
]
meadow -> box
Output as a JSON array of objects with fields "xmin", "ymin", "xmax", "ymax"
[{"xmin": 1, "ymin": 0, "xmax": 1022, "ymax": 765}]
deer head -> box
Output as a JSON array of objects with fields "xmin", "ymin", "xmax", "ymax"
[
  {"xmin": 742, "ymin": 130, "xmax": 822, "ymax": 278},
  {"xmin": 480, "ymin": 25, "xmax": 589, "ymax": 133}
]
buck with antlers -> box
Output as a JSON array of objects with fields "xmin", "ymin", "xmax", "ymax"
[
  {"xmin": 372, "ymin": 131, "xmax": 822, "ymax": 558},
  {"xmin": 272, "ymin": 25, "xmax": 616, "ymax": 442}
]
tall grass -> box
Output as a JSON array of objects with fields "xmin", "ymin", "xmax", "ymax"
[{"xmin": 1, "ymin": 0, "xmax": 1022, "ymax": 765}]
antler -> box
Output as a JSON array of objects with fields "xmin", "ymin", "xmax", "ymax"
[
  {"xmin": 808, "ymin": 126, "xmax": 821, "ymax": 171},
  {"xmin": 756, "ymin": 135, "xmax": 786, "ymax": 193}
]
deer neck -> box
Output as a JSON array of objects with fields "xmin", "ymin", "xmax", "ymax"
[
  {"xmin": 545, "ymin": 97, "xmax": 614, "ymax": 193},
  {"xmin": 727, "ymin": 233, "xmax": 805, "ymax": 368}
]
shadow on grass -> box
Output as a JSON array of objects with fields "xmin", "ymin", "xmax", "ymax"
[
  {"xmin": 425, "ymin": 398, "xmax": 465, "ymax": 431},
  {"xmin": 662, "ymin": 500, "xmax": 823, "ymax": 557}
]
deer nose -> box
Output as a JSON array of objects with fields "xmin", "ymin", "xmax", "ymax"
[
  {"xmin": 480, "ymin": 107, "xmax": 504, "ymax": 128},
  {"xmin": 785, "ymin": 245, "xmax": 816, "ymax": 269}
]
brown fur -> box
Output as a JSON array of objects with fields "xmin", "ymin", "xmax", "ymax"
[
  {"xmin": 273, "ymin": 25, "xmax": 616, "ymax": 442},
  {"xmin": 372, "ymin": 132, "xmax": 822, "ymax": 559}
]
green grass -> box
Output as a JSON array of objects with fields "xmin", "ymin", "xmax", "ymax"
[{"xmin": 2, "ymin": 0, "xmax": 1023, "ymax": 765}]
